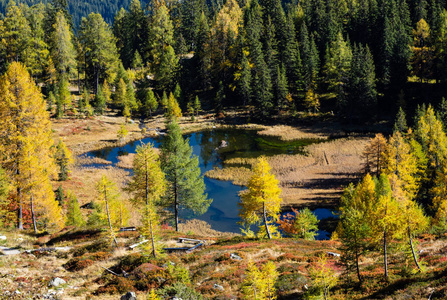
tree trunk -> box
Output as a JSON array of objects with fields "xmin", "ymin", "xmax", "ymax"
[
  {"xmin": 383, "ymin": 229, "xmax": 388, "ymax": 280},
  {"xmin": 105, "ymin": 189, "xmax": 118, "ymax": 247},
  {"xmin": 17, "ymin": 186, "xmax": 23, "ymax": 230},
  {"xmin": 354, "ymin": 229, "xmax": 362, "ymax": 283},
  {"xmin": 174, "ymin": 174, "xmax": 179, "ymax": 232},
  {"xmin": 408, "ymin": 225, "xmax": 422, "ymax": 271},
  {"xmin": 31, "ymin": 193, "xmax": 37, "ymax": 234},
  {"xmin": 263, "ymin": 201, "xmax": 272, "ymax": 239},
  {"xmin": 149, "ymin": 207, "xmax": 156, "ymax": 258}
]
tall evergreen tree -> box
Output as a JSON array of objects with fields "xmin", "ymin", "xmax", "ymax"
[
  {"xmin": 79, "ymin": 13, "xmax": 119, "ymax": 94},
  {"xmin": 160, "ymin": 120, "xmax": 211, "ymax": 231}
]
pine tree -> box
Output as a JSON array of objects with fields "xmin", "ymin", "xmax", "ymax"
[
  {"xmin": 194, "ymin": 11, "xmax": 212, "ymax": 91},
  {"xmin": 79, "ymin": 13, "xmax": 119, "ymax": 94},
  {"xmin": 149, "ymin": 2, "xmax": 178, "ymax": 91},
  {"xmin": 394, "ymin": 107, "xmax": 408, "ymax": 133},
  {"xmin": 49, "ymin": 11, "xmax": 76, "ymax": 78},
  {"xmin": 0, "ymin": 62, "xmax": 60, "ymax": 230},
  {"xmin": 144, "ymin": 89, "xmax": 158, "ymax": 118},
  {"xmin": 246, "ymin": 0, "xmax": 273, "ymax": 118},
  {"xmin": 65, "ymin": 190, "xmax": 85, "ymax": 227},
  {"xmin": 54, "ymin": 139, "xmax": 73, "ymax": 181},
  {"xmin": 194, "ymin": 96, "xmax": 201, "ymax": 118},
  {"xmin": 160, "ymin": 120, "xmax": 211, "ymax": 231},
  {"xmin": 323, "ymin": 32, "xmax": 352, "ymax": 110},
  {"xmin": 345, "ymin": 44, "xmax": 377, "ymax": 118},
  {"xmin": 0, "ymin": 2, "xmax": 31, "ymax": 67},
  {"xmin": 95, "ymin": 84, "xmax": 106, "ymax": 114},
  {"xmin": 239, "ymin": 157, "xmax": 282, "ymax": 239},
  {"xmin": 114, "ymin": 78, "xmax": 127, "ymax": 109},
  {"xmin": 57, "ymin": 77, "xmax": 71, "ymax": 117},
  {"xmin": 127, "ymin": 143, "xmax": 165, "ymax": 257}
]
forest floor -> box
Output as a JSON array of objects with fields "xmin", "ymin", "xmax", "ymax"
[{"xmin": 1, "ymin": 227, "xmax": 447, "ymax": 299}]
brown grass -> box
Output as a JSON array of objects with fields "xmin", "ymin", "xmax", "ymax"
[
  {"xmin": 205, "ymin": 167, "xmax": 253, "ymax": 186},
  {"xmin": 115, "ymin": 153, "xmax": 135, "ymax": 169},
  {"xmin": 257, "ymin": 125, "xmax": 328, "ymax": 141},
  {"xmin": 205, "ymin": 137, "xmax": 368, "ymax": 208}
]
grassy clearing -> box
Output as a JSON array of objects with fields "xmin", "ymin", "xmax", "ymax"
[
  {"xmin": 257, "ymin": 124, "xmax": 328, "ymax": 141},
  {"xmin": 205, "ymin": 137, "xmax": 368, "ymax": 208}
]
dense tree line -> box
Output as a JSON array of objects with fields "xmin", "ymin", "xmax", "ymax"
[{"xmin": 3, "ymin": 0, "xmax": 447, "ymax": 122}]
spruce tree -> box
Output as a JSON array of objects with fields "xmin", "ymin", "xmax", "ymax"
[{"xmin": 160, "ymin": 120, "xmax": 211, "ymax": 231}]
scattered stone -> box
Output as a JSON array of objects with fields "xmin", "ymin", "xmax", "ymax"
[
  {"xmin": 230, "ymin": 253, "xmax": 242, "ymax": 260},
  {"xmin": 121, "ymin": 291, "xmax": 137, "ymax": 300},
  {"xmin": 326, "ymin": 252, "xmax": 340, "ymax": 257},
  {"xmin": 15, "ymin": 237, "xmax": 23, "ymax": 242},
  {"xmin": 213, "ymin": 283, "xmax": 224, "ymax": 291},
  {"xmin": 162, "ymin": 261, "xmax": 175, "ymax": 268},
  {"xmin": 48, "ymin": 277, "xmax": 66, "ymax": 287},
  {"xmin": 0, "ymin": 235, "xmax": 6, "ymax": 240}
]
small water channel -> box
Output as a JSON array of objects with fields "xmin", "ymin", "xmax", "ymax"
[{"xmin": 84, "ymin": 129, "xmax": 337, "ymax": 238}]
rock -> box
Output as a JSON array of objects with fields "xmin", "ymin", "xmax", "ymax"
[
  {"xmin": 48, "ymin": 277, "xmax": 66, "ymax": 287},
  {"xmin": 213, "ymin": 283, "xmax": 224, "ymax": 291},
  {"xmin": 121, "ymin": 291, "xmax": 137, "ymax": 300},
  {"xmin": 230, "ymin": 253, "xmax": 242, "ymax": 260},
  {"xmin": 0, "ymin": 236, "xmax": 6, "ymax": 240}
]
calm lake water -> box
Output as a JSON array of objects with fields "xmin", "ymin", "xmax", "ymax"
[{"xmin": 84, "ymin": 129, "xmax": 336, "ymax": 239}]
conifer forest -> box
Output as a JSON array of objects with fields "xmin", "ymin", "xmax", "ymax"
[{"xmin": 3, "ymin": 0, "xmax": 447, "ymax": 299}]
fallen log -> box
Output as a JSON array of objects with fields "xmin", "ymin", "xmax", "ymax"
[{"xmin": 128, "ymin": 239, "xmax": 149, "ymax": 250}]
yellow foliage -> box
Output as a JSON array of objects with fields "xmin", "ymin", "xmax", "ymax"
[
  {"xmin": 239, "ymin": 157, "xmax": 282, "ymax": 239},
  {"xmin": 0, "ymin": 62, "xmax": 61, "ymax": 230}
]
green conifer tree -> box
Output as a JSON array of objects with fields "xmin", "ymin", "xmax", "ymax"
[{"xmin": 160, "ymin": 120, "xmax": 211, "ymax": 231}]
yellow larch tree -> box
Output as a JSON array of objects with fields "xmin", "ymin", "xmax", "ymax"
[
  {"xmin": 416, "ymin": 104, "xmax": 447, "ymax": 168},
  {"xmin": 96, "ymin": 175, "xmax": 126, "ymax": 247},
  {"xmin": 362, "ymin": 133, "xmax": 388, "ymax": 176},
  {"xmin": 239, "ymin": 156, "xmax": 282, "ymax": 239},
  {"xmin": 261, "ymin": 261, "xmax": 279, "ymax": 300},
  {"xmin": 0, "ymin": 62, "xmax": 61, "ymax": 230},
  {"xmin": 241, "ymin": 261, "xmax": 266, "ymax": 300},
  {"xmin": 309, "ymin": 254, "xmax": 339, "ymax": 300},
  {"xmin": 382, "ymin": 131, "xmax": 419, "ymax": 199},
  {"xmin": 165, "ymin": 92, "xmax": 182, "ymax": 120},
  {"xmin": 389, "ymin": 174, "xmax": 428, "ymax": 271},
  {"xmin": 127, "ymin": 143, "xmax": 166, "ymax": 257}
]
